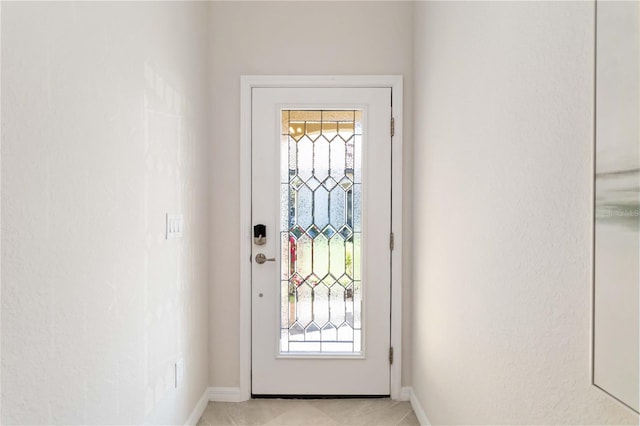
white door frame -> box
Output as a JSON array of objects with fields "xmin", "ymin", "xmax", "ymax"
[{"xmin": 239, "ymin": 75, "xmax": 403, "ymax": 400}]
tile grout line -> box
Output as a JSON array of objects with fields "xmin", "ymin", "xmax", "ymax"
[{"xmin": 396, "ymin": 409, "xmax": 413, "ymax": 425}]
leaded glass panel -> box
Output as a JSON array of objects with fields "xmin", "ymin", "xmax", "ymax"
[{"xmin": 280, "ymin": 110, "xmax": 363, "ymax": 354}]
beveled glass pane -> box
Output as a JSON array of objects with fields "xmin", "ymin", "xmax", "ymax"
[
  {"xmin": 291, "ymin": 226, "xmax": 304, "ymax": 239},
  {"xmin": 340, "ymin": 225, "xmax": 352, "ymax": 240},
  {"xmin": 354, "ymin": 111, "xmax": 362, "ymax": 134},
  {"xmin": 280, "ymin": 185, "xmax": 289, "ymax": 233},
  {"xmin": 324, "ymin": 177, "xmax": 338, "ymax": 191},
  {"xmin": 330, "ymin": 137, "xmax": 345, "ymax": 179},
  {"xmin": 306, "ymin": 322, "xmax": 320, "ymax": 340},
  {"xmin": 329, "ymin": 188, "xmax": 346, "ymax": 229},
  {"xmin": 321, "ymin": 323, "xmax": 337, "ymax": 341},
  {"xmin": 314, "ymin": 186, "xmax": 329, "ymax": 230},
  {"xmin": 339, "ymin": 176, "xmax": 352, "ymax": 190},
  {"xmin": 346, "ymin": 136, "xmax": 355, "ymax": 172},
  {"xmin": 338, "ymin": 324, "xmax": 353, "ymax": 341},
  {"xmin": 281, "ymin": 233, "xmax": 289, "ymax": 281},
  {"xmin": 296, "ymin": 233, "xmax": 312, "ymax": 278},
  {"xmin": 346, "ymin": 285, "xmax": 354, "ymax": 327},
  {"xmin": 288, "ymin": 190, "xmax": 296, "ymax": 230},
  {"xmin": 307, "ymin": 273, "xmax": 320, "ymax": 287},
  {"xmin": 329, "ymin": 236, "xmax": 345, "ymax": 279},
  {"xmin": 281, "ymin": 281, "xmax": 289, "ymax": 327},
  {"xmin": 283, "ymin": 257, "xmax": 295, "ymax": 339},
  {"xmin": 290, "ymin": 323, "xmax": 304, "ymax": 341},
  {"xmin": 307, "ymin": 225, "xmax": 320, "ymax": 239},
  {"xmin": 297, "ymin": 284, "xmax": 313, "ymax": 327},
  {"xmin": 314, "ymin": 284, "xmax": 330, "ymax": 327},
  {"xmin": 306, "ymin": 176, "xmax": 321, "ymax": 191},
  {"xmin": 354, "ymin": 135, "xmax": 362, "ymax": 183},
  {"xmin": 314, "ymin": 136, "xmax": 329, "ymax": 182},
  {"xmin": 322, "ymin": 342, "xmax": 353, "ymax": 352},
  {"xmin": 281, "ymin": 135, "xmax": 289, "ymax": 182},
  {"xmin": 354, "ymin": 331, "xmax": 361, "ymax": 352},
  {"xmin": 346, "ymin": 239, "xmax": 354, "ymax": 279},
  {"xmin": 289, "ymin": 137, "xmax": 297, "ymax": 173},
  {"xmin": 297, "ymin": 185, "xmax": 312, "ymax": 229},
  {"xmin": 313, "ymin": 234, "xmax": 329, "ymax": 279},
  {"xmin": 280, "ymin": 110, "xmax": 363, "ymax": 354},
  {"xmin": 352, "ymin": 234, "xmax": 360, "ymax": 281},
  {"xmin": 322, "ymin": 225, "xmax": 336, "ymax": 239},
  {"xmin": 289, "ymin": 342, "xmax": 321, "ymax": 352},
  {"xmin": 353, "ymin": 184, "xmax": 362, "ymax": 232},
  {"xmin": 346, "ymin": 189, "xmax": 353, "ymax": 228},
  {"xmin": 354, "ymin": 281, "xmax": 362, "ymax": 328},
  {"xmin": 297, "ymin": 136, "xmax": 313, "ymax": 181},
  {"xmin": 330, "ymin": 284, "xmax": 346, "ymax": 326},
  {"xmin": 290, "ymin": 175, "xmax": 304, "ymax": 189}
]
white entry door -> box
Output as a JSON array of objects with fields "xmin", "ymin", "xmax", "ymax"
[{"xmin": 251, "ymin": 87, "xmax": 392, "ymax": 395}]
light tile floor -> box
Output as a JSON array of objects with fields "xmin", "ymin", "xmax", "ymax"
[{"xmin": 197, "ymin": 399, "xmax": 419, "ymax": 426}]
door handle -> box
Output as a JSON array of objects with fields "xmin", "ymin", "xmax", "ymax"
[{"xmin": 255, "ymin": 253, "xmax": 276, "ymax": 264}]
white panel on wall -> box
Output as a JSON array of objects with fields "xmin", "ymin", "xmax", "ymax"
[{"xmin": 593, "ymin": 0, "xmax": 640, "ymax": 413}]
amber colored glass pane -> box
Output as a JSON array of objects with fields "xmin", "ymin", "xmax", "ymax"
[
  {"xmin": 322, "ymin": 110, "xmax": 354, "ymax": 122},
  {"xmin": 281, "ymin": 110, "xmax": 290, "ymax": 135},
  {"xmin": 321, "ymin": 121, "xmax": 338, "ymax": 140},
  {"xmin": 306, "ymin": 122, "xmax": 322, "ymax": 141},
  {"xmin": 338, "ymin": 121, "xmax": 354, "ymax": 140},
  {"xmin": 290, "ymin": 110, "xmax": 321, "ymax": 121}
]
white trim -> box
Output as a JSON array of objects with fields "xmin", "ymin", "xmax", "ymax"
[
  {"xmin": 408, "ymin": 387, "xmax": 432, "ymax": 426},
  {"xmin": 389, "ymin": 76, "xmax": 404, "ymax": 401},
  {"xmin": 239, "ymin": 77, "xmax": 252, "ymax": 403},
  {"xmin": 240, "ymin": 75, "xmax": 404, "ymax": 400},
  {"xmin": 184, "ymin": 388, "xmax": 209, "ymax": 426},
  {"xmin": 208, "ymin": 387, "xmax": 243, "ymax": 402}
]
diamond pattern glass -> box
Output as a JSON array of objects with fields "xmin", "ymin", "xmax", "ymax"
[{"xmin": 280, "ymin": 110, "xmax": 362, "ymax": 354}]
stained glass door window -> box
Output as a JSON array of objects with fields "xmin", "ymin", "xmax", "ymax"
[{"xmin": 280, "ymin": 110, "xmax": 362, "ymax": 354}]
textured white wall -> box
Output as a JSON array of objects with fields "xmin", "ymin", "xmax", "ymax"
[
  {"xmin": 1, "ymin": 2, "xmax": 210, "ymax": 424},
  {"xmin": 207, "ymin": 1, "xmax": 414, "ymax": 388},
  {"xmin": 412, "ymin": 1, "xmax": 637, "ymax": 424}
]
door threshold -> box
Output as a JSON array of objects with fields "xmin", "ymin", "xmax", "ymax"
[{"xmin": 251, "ymin": 394, "xmax": 390, "ymax": 399}]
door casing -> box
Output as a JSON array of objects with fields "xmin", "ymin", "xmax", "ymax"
[{"xmin": 239, "ymin": 75, "xmax": 404, "ymax": 401}]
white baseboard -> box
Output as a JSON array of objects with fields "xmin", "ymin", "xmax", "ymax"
[
  {"xmin": 184, "ymin": 388, "xmax": 209, "ymax": 426},
  {"xmin": 399, "ymin": 386, "xmax": 412, "ymax": 402},
  {"xmin": 184, "ymin": 386, "xmax": 243, "ymax": 425},
  {"xmin": 407, "ymin": 387, "xmax": 432, "ymax": 426},
  {"xmin": 208, "ymin": 386, "xmax": 243, "ymax": 402}
]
